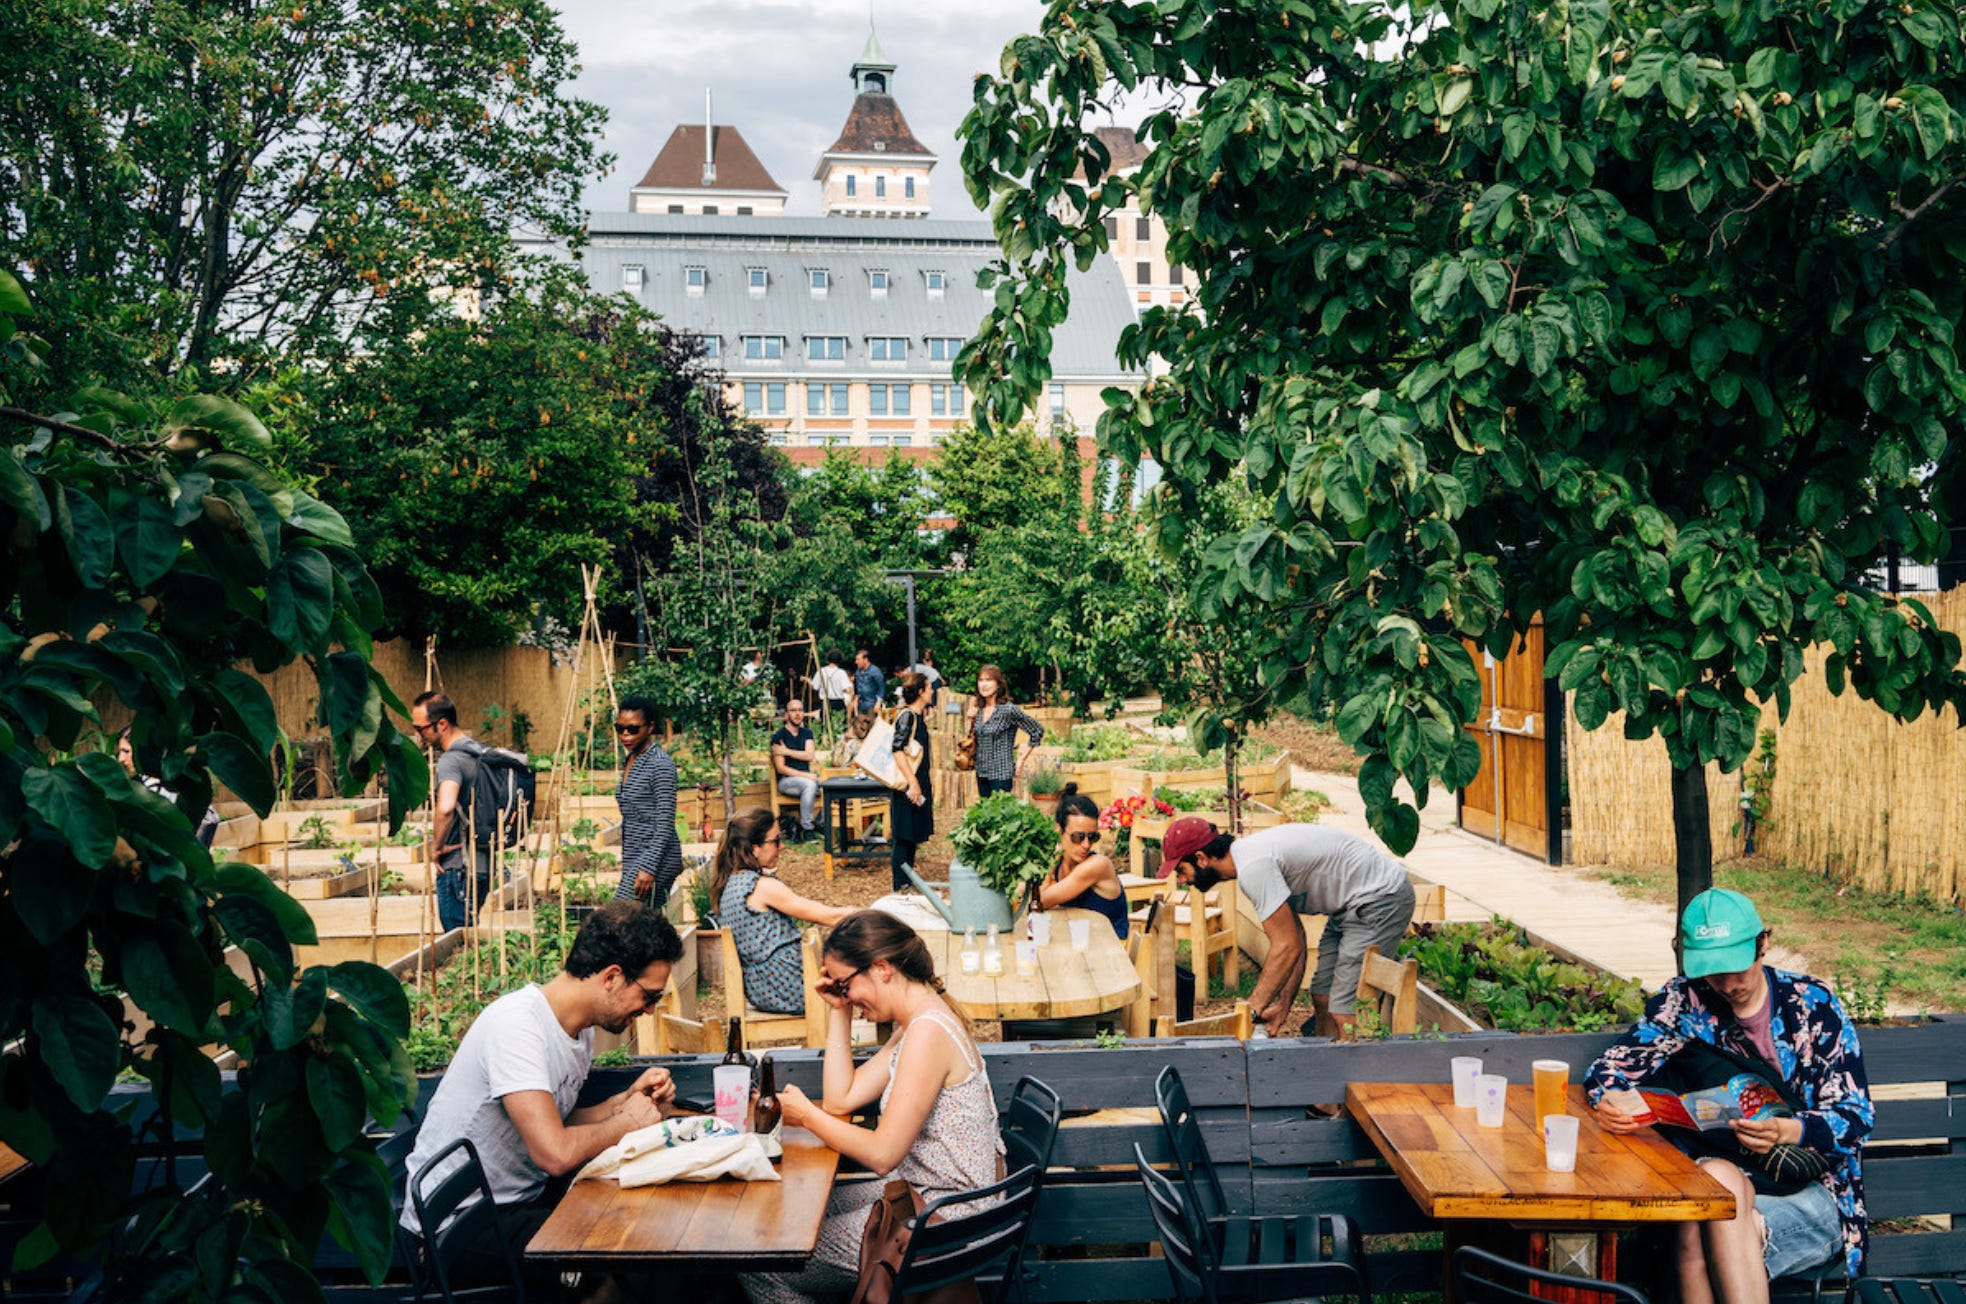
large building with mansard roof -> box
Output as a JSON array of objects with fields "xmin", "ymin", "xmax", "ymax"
[{"xmin": 519, "ymin": 27, "xmax": 1139, "ymax": 461}]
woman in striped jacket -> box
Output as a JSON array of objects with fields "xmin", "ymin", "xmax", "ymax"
[{"xmin": 964, "ymin": 664, "xmax": 1044, "ymax": 799}]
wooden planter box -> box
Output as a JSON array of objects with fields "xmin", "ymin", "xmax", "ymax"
[
  {"xmin": 1055, "ymin": 757, "xmax": 1142, "ymax": 806},
  {"xmin": 1024, "ymin": 706, "xmax": 1075, "ymax": 742},
  {"xmin": 1110, "ymin": 750, "xmax": 1293, "ymax": 805}
]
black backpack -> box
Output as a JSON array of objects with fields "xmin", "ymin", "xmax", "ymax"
[{"xmin": 467, "ymin": 744, "xmax": 536, "ymax": 850}]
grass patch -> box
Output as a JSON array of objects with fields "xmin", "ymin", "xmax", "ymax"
[{"xmin": 1577, "ymin": 856, "xmax": 1966, "ymax": 1015}]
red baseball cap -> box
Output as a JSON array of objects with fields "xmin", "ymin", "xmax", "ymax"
[{"xmin": 1156, "ymin": 815, "xmax": 1218, "ymax": 878}]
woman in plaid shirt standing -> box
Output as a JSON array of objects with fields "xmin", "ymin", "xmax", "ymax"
[{"xmin": 965, "ymin": 663, "xmax": 1045, "ymax": 799}]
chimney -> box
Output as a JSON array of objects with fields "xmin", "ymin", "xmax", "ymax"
[{"xmin": 701, "ymin": 88, "xmax": 716, "ymax": 186}]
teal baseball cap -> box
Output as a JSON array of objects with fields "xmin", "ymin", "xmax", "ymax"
[{"xmin": 1679, "ymin": 889, "xmax": 1765, "ymax": 977}]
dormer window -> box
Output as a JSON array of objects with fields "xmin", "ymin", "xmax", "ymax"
[
  {"xmin": 925, "ymin": 270, "xmax": 946, "ymax": 296},
  {"xmin": 868, "ymin": 336, "xmax": 906, "ymax": 361},
  {"xmin": 926, "ymin": 337, "xmax": 963, "ymax": 362},
  {"xmin": 747, "ymin": 267, "xmax": 768, "ymax": 293},
  {"xmin": 684, "ymin": 265, "xmax": 706, "ymax": 295},
  {"xmin": 869, "ymin": 269, "xmax": 890, "ymax": 297},
  {"xmin": 622, "ymin": 264, "xmax": 645, "ymax": 292},
  {"xmin": 810, "ymin": 269, "xmax": 830, "ymax": 295},
  {"xmin": 742, "ymin": 335, "xmax": 784, "ymax": 360}
]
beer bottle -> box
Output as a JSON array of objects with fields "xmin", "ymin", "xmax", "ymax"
[
  {"xmin": 722, "ymin": 1019, "xmax": 746, "ymax": 1066},
  {"xmin": 753, "ymin": 1054, "xmax": 784, "ymax": 1158}
]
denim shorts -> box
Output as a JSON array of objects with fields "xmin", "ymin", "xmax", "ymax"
[{"xmin": 1756, "ymin": 1179, "xmax": 1843, "ymax": 1279}]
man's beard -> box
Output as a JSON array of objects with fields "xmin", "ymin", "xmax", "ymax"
[{"xmin": 1189, "ymin": 862, "xmax": 1223, "ymax": 893}]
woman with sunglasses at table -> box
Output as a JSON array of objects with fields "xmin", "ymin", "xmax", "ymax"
[
  {"xmin": 712, "ymin": 808, "xmax": 853, "ymax": 1014},
  {"xmin": 1031, "ymin": 783, "xmax": 1130, "ymax": 939},
  {"xmin": 743, "ymin": 910, "xmax": 1005, "ymax": 1304},
  {"xmin": 613, "ymin": 694, "xmax": 682, "ymax": 906}
]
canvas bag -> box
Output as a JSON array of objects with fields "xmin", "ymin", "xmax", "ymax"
[
  {"xmin": 572, "ymin": 1116, "xmax": 779, "ymax": 1188},
  {"xmin": 1646, "ymin": 1035, "xmax": 1834, "ymax": 1196},
  {"xmin": 850, "ymin": 1179, "xmax": 981, "ymax": 1304},
  {"xmin": 854, "ymin": 712, "xmax": 922, "ymax": 791}
]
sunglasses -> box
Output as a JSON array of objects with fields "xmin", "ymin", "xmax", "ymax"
[
  {"xmin": 615, "ymin": 720, "xmax": 650, "ymax": 734},
  {"xmin": 629, "ymin": 976, "xmax": 665, "ymax": 1009},
  {"xmin": 1066, "ymin": 830, "xmax": 1101, "ymax": 845}
]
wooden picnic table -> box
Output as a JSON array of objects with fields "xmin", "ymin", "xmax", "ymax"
[
  {"xmin": 1347, "ymin": 1080, "xmax": 1735, "ymax": 1285},
  {"xmin": 867, "ymin": 896, "xmax": 1142, "ymax": 1022},
  {"xmin": 525, "ymin": 1126, "xmax": 841, "ymax": 1273}
]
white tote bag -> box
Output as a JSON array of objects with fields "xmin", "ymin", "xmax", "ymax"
[{"xmin": 853, "ymin": 712, "xmax": 920, "ymax": 791}]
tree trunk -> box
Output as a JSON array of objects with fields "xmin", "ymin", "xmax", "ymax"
[
  {"xmin": 1670, "ymin": 760, "xmax": 1713, "ymax": 973},
  {"xmin": 1224, "ymin": 732, "xmax": 1243, "ymax": 836},
  {"xmin": 719, "ymin": 713, "xmax": 737, "ymax": 818}
]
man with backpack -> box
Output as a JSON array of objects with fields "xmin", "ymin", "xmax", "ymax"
[{"xmin": 412, "ymin": 691, "xmax": 491, "ymax": 933}]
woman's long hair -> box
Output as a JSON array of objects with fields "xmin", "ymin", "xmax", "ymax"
[
  {"xmin": 709, "ymin": 807, "xmax": 777, "ymax": 911},
  {"xmin": 976, "ymin": 663, "xmax": 1008, "ymax": 709},
  {"xmin": 825, "ymin": 909, "xmax": 971, "ymax": 1032}
]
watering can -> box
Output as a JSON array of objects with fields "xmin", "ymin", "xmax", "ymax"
[{"xmin": 901, "ymin": 858, "xmax": 1022, "ymax": 934}]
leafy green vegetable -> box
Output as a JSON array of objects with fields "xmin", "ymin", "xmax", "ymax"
[{"xmin": 949, "ymin": 795, "xmax": 1059, "ymax": 899}]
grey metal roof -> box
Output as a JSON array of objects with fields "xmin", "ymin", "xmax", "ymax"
[{"xmin": 558, "ymin": 213, "xmax": 1140, "ymax": 381}]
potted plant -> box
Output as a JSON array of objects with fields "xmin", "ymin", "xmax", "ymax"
[
  {"xmin": 909, "ymin": 794, "xmax": 1058, "ymax": 932},
  {"xmin": 1025, "ymin": 763, "xmax": 1065, "ymax": 816}
]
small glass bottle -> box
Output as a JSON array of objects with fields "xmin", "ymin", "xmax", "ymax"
[
  {"xmin": 960, "ymin": 925, "xmax": 980, "ymax": 975},
  {"xmin": 982, "ymin": 922, "xmax": 1004, "ymax": 976}
]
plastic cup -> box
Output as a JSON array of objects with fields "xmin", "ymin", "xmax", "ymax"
[
  {"xmin": 1451, "ymin": 1056, "xmax": 1483, "ymax": 1108},
  {"xmin": 1030, "ymin": 913, "xmax": 1053, "ymax": 945},
  {"xmin": 1543, "ymin": 1114, "xmax": 1580, "ymax": 1172},
  {"xmin": 1015, "ymin": 939, "xmax": 1038, "ymax": 975},
  {"xmin": 714, "ymin": 1065, "xmax": 751, "ymax": 1131},
  {"xmin": 1068, "ymin": 918, "xmax": 1092, "ymax": 950},
  {"xmin": 1474, "ymin": 1074, "xmax": 1508, "ymax": 1128},
  {"xmin": 1533, "ymin": 1059, "xmax": 1570, "ymax": 1123}
]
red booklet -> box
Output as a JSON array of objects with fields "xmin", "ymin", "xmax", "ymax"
[{"xmin": 1634, "ymin": 1073, "xmax": 1792, "ymax": 1133}]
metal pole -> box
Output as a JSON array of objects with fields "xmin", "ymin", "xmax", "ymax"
[{"xmin": 904, "ymin": 576, "xmax": 917, "ymax": 668}]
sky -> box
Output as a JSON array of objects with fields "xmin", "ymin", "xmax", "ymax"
[{"xmin": 550, "ymin": 0, "xmax": 1056, "ymax": 220}]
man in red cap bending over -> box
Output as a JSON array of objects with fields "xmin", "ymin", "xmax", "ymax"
[{"xmin": 1158, "ymin": 817, "xmax": 1415, "ymax": 1038}]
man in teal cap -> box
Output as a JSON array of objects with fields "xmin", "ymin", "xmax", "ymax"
[{"xmin": 1585, "ymin": 889, "xmax": 1872, "ymax": 1304}]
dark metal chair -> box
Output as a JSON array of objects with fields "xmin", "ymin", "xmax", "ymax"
[
  {"xmin": 1856, "ymin": 1280, "xmax": 1966, "ymax": 1304},
  {"xmin": 893, "ymin": 1164, "xmax": 1044, "ymax": 1304},
  {"xmin": 1137, "ymin": 1142, "xmax": 1220, "ymax": 1304},
  {"xmin": 1453, "ymin": 1245, "xmax": 1653, "ymax": 1304},
  {"xmin": 986, "ymin": 1076, "xmax": 1063, "ymax": 1303},
  {"xmin": 407, "ymin": 1138, "xmax": 525, "ymax": 1304},
  {"xmin": 1154, "ymin": 1065, "xmax": 1371, "ymax": 1303}
]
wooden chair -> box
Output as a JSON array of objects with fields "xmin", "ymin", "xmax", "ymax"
[
  {"xmin": 1155, "ymin": 1000, "xmax": 1253, "ymax": 1040},
  {"xmin": 1411, "ymin": 881, "xmax": 1447, "ymax": 926},
  {"xmin": 1124, "ymin": 897, "xmax": 1175, "ymax": 1037},
  {"xmin": 1452, "ymin": 1246, "xmax": 1650, "ymax": 1304},
  {"xmin": 647, "ymin": 987, "xmax": 727, "ymax": 1055},
  {"xmin": 1355, "ymin": 944, "xmax": 1419, "ymax": 1035},
  {"xmin": 1131, "ymin": 886, "xmax": 1238, "ymax": 988},
  {"xmin": 721, "ymin": 929, "xmax": 828, "ymax": 1048},
  {"xmin": 1118, "ymin": 871, "xmax": 1170, "ymax": 908}
]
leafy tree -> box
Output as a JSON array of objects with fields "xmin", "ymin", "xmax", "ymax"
[
  {"xmin": 0, "ymin": 269, "xmax": 423, "ymax": 1297},
  {"xmin": 926, "ymin": 421, "xmax": 1078, "ymax": 565},
  {"xmin": 960, "ymin": 0, "xmax": 1966, "ymax": 917},
  {"xmin": 0, "ymin": 0, "xmax": 603, "ymax": 393},
  {"xmin": 790, "ymin": 447, "xmax": 931, "ymax": 570},
  {"xmin": 296, "ymin": 267, "xmax": 648, "ymax": 649}
]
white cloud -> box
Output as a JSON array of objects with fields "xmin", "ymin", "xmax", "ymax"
[{"xmin": 551, "ymin": 0, "xmax": 1050, "ymax": 218}]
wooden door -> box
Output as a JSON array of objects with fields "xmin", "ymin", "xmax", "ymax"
[{"xmin": 1458, "ymin": 619, "xmax": 1564, "ymax": 862}]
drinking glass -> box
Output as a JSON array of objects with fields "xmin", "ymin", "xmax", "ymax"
[
  {"xmin": 1030, "ymin": 913, "xmax": 1053, "ymax": 946},
  {"xmin": 1451, "ymin": 1056, "xmax": 1483, "ymax": 1108},
  {"xmin": 1068, "ymin": 918, "xmax": 1092, "ymax": 950},
  {"xmin": 1533, "ymin": 1059, "xmax": 1570, "ymax": 1123},
  {"xmin": 1543, "ymin": 1115, "xmax": 1580, "ymax": 1172},
  {"xmin": 714, "ymin": 1065, "xmax": 751, "ymax": 1131},
  {"xmin": 1474, "ymin": 1073, "xmax": 1508, "ymax": 1128}
]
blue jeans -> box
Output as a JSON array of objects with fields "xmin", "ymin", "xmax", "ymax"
[
  {"xmin": 1757, "ymin": 1178, "xmax": 1843, "ymax": 1279},
  {"xmin": 436, "ymin": 864, "xmax": 491, "ymax": 933},
  {"xmin": 777, "ymin": 773, "xmax": 819, "ymax": 829}
]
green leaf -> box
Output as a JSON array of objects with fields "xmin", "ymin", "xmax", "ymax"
[
  {"xmin": 23, "ymin": 765, "xmax": 118, "ymax": 869},
  {"xmin": 0, "ymin": 268, "xmax": 28, "ymax": 315},
  {"xmin": 122, "ymin": 924, "xmax": 216, "ymax": 1034},
  {"xmin": 307, "ymin": 1055, "xmax": 368, "ymax": 1152},
  {"xmin": 0, "ymin": 451, "xmax": 50, "ymax": 531},
  {"xmin": 217, "ymin": 863, "xmax": 318, "ymax": 944},
  {"xmin": 267, "ymin": 548, "xmax": 336, "ymax": 654},
  {"xmin": 286, "ymin": 491, "xmax": 357, "ymax": 548},
  {"xmin": 55, "ymin": 486, "xmax": 115, "ymax": 589},
  {"xmin": 324, "ymin": 1154, "xmax": 396, "ymax": 1285},
  {"xmin": 1367, "ymin": 799, "xmax": 1421, "ymax": 855},
  {"xmin": 1470, "ymin": 261, "xmax": 1510, "ymax": 311},
  {"xmin": 1334, "ymin": 691, "xmax": 1380, "ymax": 745},
  {"xmin": 33, "ymin": 991, "xmax": 121, "ymax": 1112},
  {"xmin": 324, "ymin": 962, "xmax": 412, "ymax": 1039},
  {"xmin": 199, "ymin": 731, "xmax": 277, "ymax": 817},
  {"xmin": 110, "ymin": 490, "xmax": 182, "ymax": 589},
  {"xmin": 380, "ymin": 727, "xmax": 431, "ymax": 832},
  {"xmin": 210, "ymin": 669, "xmax": 282, "ymax": 755},
  {"xmin": 164, "ymin": 396, "xmax": 273, "ymax": 453},
  {"xmin": 1652, "ymin": 148, "xmax": 1701, "ymax": 192}
]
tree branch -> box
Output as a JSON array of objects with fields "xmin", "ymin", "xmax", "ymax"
[
  {"xmin": 1878, "ymin": 179, "xmax": 1958, "ymax": 253},
  {"xmin": 0, "ymin": 406, "xmax": 159, "ymax": 456}
]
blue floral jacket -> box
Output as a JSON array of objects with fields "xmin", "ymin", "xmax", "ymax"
[{"xmin": 1584, "ymin": 967, "xmax": 1873, "ymax": 1276}]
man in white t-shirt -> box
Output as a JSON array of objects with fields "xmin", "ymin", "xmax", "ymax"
[
  {"xmin": 402, "ymin": 901, "xmax": 685, "ymax": 1284},
  {"xmin": 1159, "ymin": 818, "xmax": 1415, "ymax": 1038}
]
